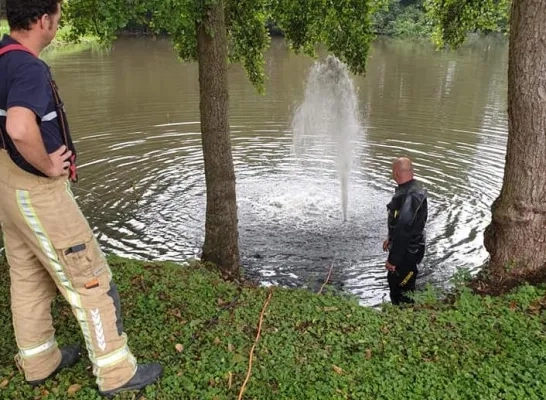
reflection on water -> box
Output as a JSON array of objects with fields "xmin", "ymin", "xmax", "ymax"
[{"xmin": 44, "ymin": 36, "xmax": 509, "ymax": 305}]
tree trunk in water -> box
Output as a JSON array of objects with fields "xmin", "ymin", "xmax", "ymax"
[
  {"xmin": 484, "ymin": 0, "xmax": 546, "ymax": 280},
  {"xmin": 196, "ymin": 0, "xmax": 240, "ymax": 278}
]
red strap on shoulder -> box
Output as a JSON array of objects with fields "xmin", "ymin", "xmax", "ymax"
[{"xmin": 0, "ymin": 44, "xmax": 37, "ymax": 57}]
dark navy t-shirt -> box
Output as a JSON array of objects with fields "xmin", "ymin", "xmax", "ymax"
[{"xmin": 0, "ymin": 34, "xmax": 65, "ymax": 176}]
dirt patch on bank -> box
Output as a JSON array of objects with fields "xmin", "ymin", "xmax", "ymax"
[{"xmin": 469, "ymin": 266, "xmax": 546, "ymax": 296}]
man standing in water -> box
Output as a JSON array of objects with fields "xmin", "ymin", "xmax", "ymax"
[
  {"xmin": 0, "ymin": 0, "xmax": 161, "ymax": 396},
  {"xmin": 383, "ymin": 157, "xmax": 428, "ymax": 305}
]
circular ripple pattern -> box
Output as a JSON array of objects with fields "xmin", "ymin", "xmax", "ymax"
[{"xmin": 44, "ymin": 37, "xmax": 509, "ymax": 305}]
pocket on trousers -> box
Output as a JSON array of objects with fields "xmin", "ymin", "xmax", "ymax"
[{"xmin": 55, "ymin": 234, "xmax": 107, "ymax": 289}]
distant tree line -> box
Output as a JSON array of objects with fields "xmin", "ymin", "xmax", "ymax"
[
  {"xmin": 372, "ymin": 0, "xmax": 433, "ymax": 37},
  {"xmin": 262, "ymin": 0, "xmax": 435, "ymax": 38}
]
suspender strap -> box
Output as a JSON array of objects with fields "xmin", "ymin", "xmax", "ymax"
[
  {"xmin": 0, "ymin": 125, "xmax": 6, "ymax": 150},
  {"xmin": 48, "ymin": 79, "xmax": 78, "ymax": 182},
  {"xmin": 48, "ymin": 80, "xmax": 69, "ymax": 150},
  {"xmin": 0, "ymin": 44, "xmax": 37, "ymax": 57}
]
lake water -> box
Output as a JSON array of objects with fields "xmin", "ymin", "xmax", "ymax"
[{"xmin": 43, "ymin": 36, "xmax": 509, "ymax": 305}]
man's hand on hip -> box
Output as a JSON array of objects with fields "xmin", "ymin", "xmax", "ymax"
[
  {"xmin": 7, "ymin": 107, "xmax": 69, "ymax": 177},
  {"xmin": 47, "ymin": 145, "xmax": 72, "ymax": 177},
  {"xmin": 385, "ymin": 261, "xmax": 396, "ymax": 272}
]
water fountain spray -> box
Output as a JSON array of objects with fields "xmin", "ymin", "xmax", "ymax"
[{"xmin": 291, "ymin": 55, "xmax": 362, "ymax": 221}]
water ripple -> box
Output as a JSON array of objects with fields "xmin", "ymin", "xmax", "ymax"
[{"xmin": 46, "ymin": 37, "xmax": 509, "ymax": 305}]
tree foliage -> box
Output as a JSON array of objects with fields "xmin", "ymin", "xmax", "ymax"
[
  {"xmin": 272, "ymin": 0, "xmax": 381, "ymax": 75},
  {"xmin": 226, "ymin": 0, "xmax": 270, "ymax": 91},
  {"xmin": 64, "ymin": 0, "xmax": 381, "ymax": 91},
  {"xmin": 424, "ymin": 0, "xmax": 511, "ymax": 48},
  {"xmin": 64, "ymin": 0, "xmax": 140, "ymax": 42}
]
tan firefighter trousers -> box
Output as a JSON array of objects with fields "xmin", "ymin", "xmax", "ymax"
[{"xmin": 0, "ymin": 150, "xmax": 137, "ymax": 391}]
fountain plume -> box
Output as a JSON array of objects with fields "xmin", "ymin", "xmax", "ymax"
[{"xmin": 291, "ymin": 55, "xmax": 362, "ymax": 221}]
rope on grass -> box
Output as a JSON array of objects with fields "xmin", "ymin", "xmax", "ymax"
[
  {"xmin": 317, "ymin": 257, "xmax": 336, "ymax": 294},
  {"xmin": 237, "ymin": 287, "xmax": 273, "ymax": 400}
]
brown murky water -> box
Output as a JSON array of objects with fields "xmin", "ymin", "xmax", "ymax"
[{"xmin": 43, "ymin": 36, "xmax": 509, "ymax": 305}]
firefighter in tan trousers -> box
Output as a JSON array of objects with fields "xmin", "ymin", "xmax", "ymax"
[{"xmin": 0, "ymin": 1, "xmax": 162, "ymax": 396}]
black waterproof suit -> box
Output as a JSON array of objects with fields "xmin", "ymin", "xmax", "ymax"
[{"xmin": 386, "ymin": 179, "xmax": 428, "ymax": 304}]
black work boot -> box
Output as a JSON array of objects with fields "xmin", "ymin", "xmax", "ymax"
[
  {"xmin": 27, "ymin": 344, "xmax": 82, "ymax": 387},
  {"xmin": 99, "ymin": 363, "xmax": 163, "ymax": 398}
]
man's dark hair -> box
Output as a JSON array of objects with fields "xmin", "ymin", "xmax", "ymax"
[{"xmin": 6, "ymin": 0, "xmax": 62, "ymax": 31}]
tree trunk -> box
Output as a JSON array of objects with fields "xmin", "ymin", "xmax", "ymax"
[
  {"xmin": 484, "ymin": 0, "xmax": 546, "ymax": 280},
  {"xmin": 196, "ymin": 0, "xmax": 240, "ymax": 278}
]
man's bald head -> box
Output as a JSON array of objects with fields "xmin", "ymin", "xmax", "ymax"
[{"xmin": 392, "ymin": 157, "xmax": 414, "ymax": 184}]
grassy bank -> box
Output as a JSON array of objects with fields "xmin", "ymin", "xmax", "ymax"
[
  {"xmin": 0, "ymin": 20, "xmax": 99, "ymax": 51},
  {"xmin": 0, "ymin": 257, "xmax": 545, "ymax": 399}
]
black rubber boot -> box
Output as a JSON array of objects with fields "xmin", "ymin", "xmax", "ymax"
[
  {"xmin": 99, "ymin": 363, "xmax": 163, "ymax": 398},
  {"xmin": 27, "ymin": 344, "xmax": 82, "ymax": 387}
]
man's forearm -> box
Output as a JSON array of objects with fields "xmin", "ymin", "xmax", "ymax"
[
  {"xmin": 11, "ymin": 126, "xmax": 53, "ymax": 176},
  {"xmin": 388, "ymin": 235, "xmax": 409, "ymax": 265},
  {"xmin": 7, "ymin": 106, "xmax": 55, "ymax": 176},
  {"xmin": 388, "ymin": 195, "xmax": 414, "ymax": 265}
]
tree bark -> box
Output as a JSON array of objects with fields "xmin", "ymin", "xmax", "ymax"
[
  {"xmin": 196, "ymin": 0, "xmax": 240, "ymax": 278},
  {"xmin": 484, "ymin": 0, "xmax": 546, "ymax": 279}
]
